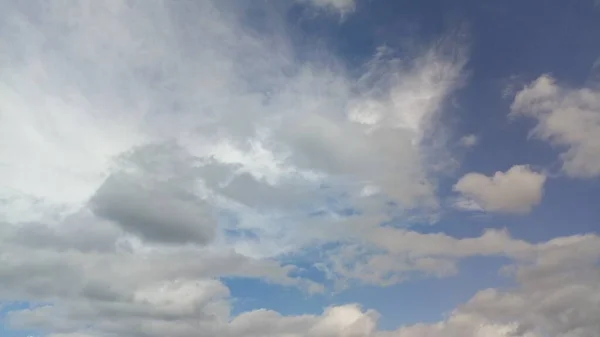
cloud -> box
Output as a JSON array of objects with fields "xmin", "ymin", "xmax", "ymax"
[
  {"xmin": 453, "ymin": 165, "xmax": 546, "ymax": 214},
  {"xmin": 302, "ymin": 0, "xmax": 356, "ymax": 13},
  {"xmin": 90, "ymin": 174, "xmax": 216, "ymax": 245},
  {"xmin": 6, "ymin": 1, "xmax": 597, "ymax": 337},
  {"xmin": 459, "ymin": 134, "xmax": 478, "ymax": 147},
  {"xmin": 314, "ymin": 221, "xmax": 537, "ymax": 288},
  {"xmin": 7, "ymin": 210, "xmax": 123, "ymax": 253},
  {"xmin": 0, "ymin": 223, "xmax": 321, "ymax": 302},
  {"xmin": 382, "ymin": 234, "xmax": 600, "ymax": 337},
  {"xmin": 228, "ymin": 304, "xmax": 378, "ymax": 337},
  {"xmin": 511, "ymin": 75, "xmax": 600, "ymax": 178},
  {"xmin": 8, "ymin": 300, "xmax": 379, "ymax": 337},
  {"xmin": 0, "ymin": 0, "xmax": 465, "ymax": 228},
  {"xmin": 4, "ymin": 220, "xmax": 600, "ymax": 337}
]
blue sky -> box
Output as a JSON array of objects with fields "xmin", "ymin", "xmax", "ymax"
[{"xmin": 1, "ymin": 1, "xmax": 600, "ymax": 336}]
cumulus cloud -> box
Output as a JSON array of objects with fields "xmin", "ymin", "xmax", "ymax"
[
  {"xmin": 511, "ymin": 75, "xmax": 600, "ymax": 178},
  {"xmin": 314, "ymin": 219, "xmax": 548, "ymax": 288},
  {"xmin": 453, "ymin": 165, "xmax": 546, "ymax": 214}
]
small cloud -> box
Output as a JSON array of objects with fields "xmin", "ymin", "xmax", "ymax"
[
  {"xmin": 300, "ymin": 0, "xmax": 356, "ymax": 14},
  {"xmin": 89, "ymin": 174, "xmax": 216, "ymax": 245},
  {"xmin": 453, "ymin": 197, "xmax": 483, "ymax": 212},
  {"xmin": 459, "ymin": 134, "xmax": 478, "ymax": 148},
  {"xmin": 453, "ymin": 165, "xmax": 546, "ymax": 214},
  {"xmin": 501, "ymin": 74, "xmax": 525, "ymax": 99}
]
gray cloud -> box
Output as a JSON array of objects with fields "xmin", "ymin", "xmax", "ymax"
[
  {"xmin": 4, "ymin": 231, "xmax": 600, "ymax": 337},
  {"xmin": 5, "ymin": 211, "xmax": 123, "ymax": 253},
  {"xmin": 459, "ymin": 134, "xmax": 478, "ymax": 148},
  {"xmin": 90, "ymin": 174, "xmax": 216, "ymax": 245},
  {"xmin": 0, "ymin": 231, "xmax": 318, "ymax": 302},
  {"xmin": 377, "ymin": 235, "xmax": 600, "ymax": 337}
]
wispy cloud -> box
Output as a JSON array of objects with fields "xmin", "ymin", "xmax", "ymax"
[{"xmin": 459, "ymin": 134, "xmax": 478, "ymax": 148}]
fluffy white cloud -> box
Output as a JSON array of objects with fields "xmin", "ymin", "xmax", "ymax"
[
  {"xmin": 0, "ymin": 0, "xmax": 468, "ymax": 277},
  {"xmin": 453, "ymin": 165, "xmax": 546, "ymax": 214},
  {"xmin": 511, "ymin": 75, "xmax": 600, "ymax": 178}
]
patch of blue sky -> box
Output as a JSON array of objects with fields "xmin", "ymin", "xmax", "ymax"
[{"xmin": 0, "ymin": 302, "xmax": 43, "ymax": 337}]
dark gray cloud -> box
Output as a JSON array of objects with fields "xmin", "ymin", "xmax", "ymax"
[{"xmin": 90, "ymin": 174, "xmax": 216, "ymax": 245}]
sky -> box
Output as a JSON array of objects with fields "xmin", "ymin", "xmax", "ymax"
[{"xmin": 1, "ymin": 0, "xmax": 600, "ymax": 336}]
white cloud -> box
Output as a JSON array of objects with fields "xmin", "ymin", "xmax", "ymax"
[
  {"xmin": 0, "ymin": 0, "xmax": 469, "ymax": 282},
  {"xmin": 459, "ymin": 134, "xmax": 478, "ymax": 147},
  {"xmin": 0, "ymin": 0, "xmax": 470, "ymax": 333},
  {"xmin": 511, "ymin": 75, "xmax": 600, "ymax": 178},
  {"xmin": 0, "ymin": 0, "xmax": 465, "ymax": 227},
  {"xmin": 453, "ymin": 165, "xmax": 546, "ymax": 214},
  {"xmin": 3, "ymin": 217, "xmax": 600, "ymax": 337}
]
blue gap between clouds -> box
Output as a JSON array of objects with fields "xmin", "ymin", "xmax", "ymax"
[
  {"xmin": 223, "ymin": 254, "xmax": 513, "ymax": 330},
  {"xmin": 0, "ymin": 302, "xmax": 44, "ymax": 337}
]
